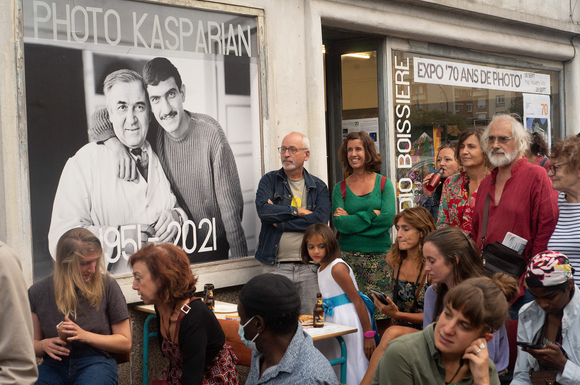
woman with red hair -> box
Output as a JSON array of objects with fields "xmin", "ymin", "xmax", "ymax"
[{"xmin": 130, "ymin": 244, "xmax": 238, "ymax": 385}]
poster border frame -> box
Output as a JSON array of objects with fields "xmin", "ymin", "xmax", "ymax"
[{"xmin": 16, "ymin": 0, "xmax": 268, "ymax": 301}]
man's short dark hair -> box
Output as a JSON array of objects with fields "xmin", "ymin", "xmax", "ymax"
[
  {"xmin": 245, "ymin": 308, "xmax": 300, "ymax": 335},
  {"xmin": 143, "ymin": 57, "xmax": 183, "ymax": 89}
]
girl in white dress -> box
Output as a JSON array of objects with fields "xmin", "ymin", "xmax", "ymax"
[{"xmin": 301, "ymin": 223, "xmax": 377, "ymax": 385}]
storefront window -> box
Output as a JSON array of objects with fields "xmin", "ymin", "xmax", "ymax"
[{"xmin": 392, "ymin": 51, "xmax": 560, "ymax": 210}]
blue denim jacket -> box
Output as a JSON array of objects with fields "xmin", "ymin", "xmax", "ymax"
[{"xmin": 254, "ymin": 168, "xmax": 331, "ymax": 265}]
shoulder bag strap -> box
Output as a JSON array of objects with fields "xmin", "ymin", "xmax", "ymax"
[
  {"xmin": 481, "ymin": 192, "xmax": 491, "ymax": 251},
  {"xmin": 409, "ymin": 264, "xmax": 427, "ymax": 314},
  {"xmin": 380, "ymin": 176, "xmax": 387, "ymax": 192},
  {"xmin": 341, "ymin": 180, "xmax": 346, "ymax": 202},
  {"xmin": 540, "ymin": 157, "xmax": 548, "ymax": 167}
]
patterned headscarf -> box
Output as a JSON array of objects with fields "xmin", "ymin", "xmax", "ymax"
[{"xmin": 525, "ymin": 251, "xmax": 575, "ymax": 287}]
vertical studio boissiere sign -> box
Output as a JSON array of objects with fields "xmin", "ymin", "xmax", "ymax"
[{"xmin": 23, "ymin": 0, "xmax": 261, "ymax": 280}]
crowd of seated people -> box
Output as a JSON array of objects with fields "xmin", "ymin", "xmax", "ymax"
[{"xmin": 5, "ymin": 112, "xmax": 580, "ymax": 385}]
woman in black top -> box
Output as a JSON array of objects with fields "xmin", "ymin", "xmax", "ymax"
[{"xmin": 130, "ymin": 243, "xmax": 238, "ymax": 385}]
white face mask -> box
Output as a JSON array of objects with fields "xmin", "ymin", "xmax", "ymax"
[{"xmin": 238, "ymin": 316, "xmax": 260, "ymax": 352}]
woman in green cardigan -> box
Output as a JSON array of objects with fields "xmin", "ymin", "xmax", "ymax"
[{"xmin": 333, "ymin": 131, "xmax": 396, "ymax": 319}]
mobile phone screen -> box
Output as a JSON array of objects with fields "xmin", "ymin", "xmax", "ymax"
[{"xmin": 516, "ymin": 341, "xmax": 543, "ymax": 350}]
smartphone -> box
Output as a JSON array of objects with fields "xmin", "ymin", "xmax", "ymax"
[
  {"xmin": 370, "ymin": 289, "xmax": 389, "ymax": 305},
  {"xmin": 516, "ymin": 341, "xmax": 543, "ymax": 350}
]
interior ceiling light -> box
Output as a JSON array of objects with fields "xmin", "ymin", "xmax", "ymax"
[{"xmin": 343, "ymin": 53, "xmax": 371, "ymax": 59}]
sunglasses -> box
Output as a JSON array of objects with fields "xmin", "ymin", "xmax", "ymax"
[{"xmin": 488, "ymin": 136, "xmax": 513, "ymax": 144}]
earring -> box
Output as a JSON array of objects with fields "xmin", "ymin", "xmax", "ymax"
[{"xmin": 418, "ymin": 242, "xmax": 423, "ymax": 254}]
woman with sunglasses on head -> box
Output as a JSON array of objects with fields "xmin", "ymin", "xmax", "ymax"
[
  {"xmin": 373, "ymin": 276, "xmax": 517, "ymax": 385},
  {"xmin": 361, "ymin": 207, "xmax": 437, "ymax": 385},
  {"xmin": 512, "ymin": 251, "xmax": 579, "ymax": 385},
  {"xmin": 547, "ymin": 136, "xmax": 580, "ymax": 282},
  {"xmin": 422, "ymin": 226, "xmax": 516, "ymax": 373},
  {"xmin": 437, "ymin": 128, "xmax": 490, "ymax": 234},
  {"xmin": 420, "ymin": 143, "xmax": 460, "ymax": 223},
  {"xmin": 333, "ymin": 131, "xmax": 396, "ymax": 319}
]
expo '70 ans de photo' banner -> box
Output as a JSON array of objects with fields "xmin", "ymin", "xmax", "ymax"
[{"xmin": 23, "ymin": 0, "xmax": 262, "ymax": 281}]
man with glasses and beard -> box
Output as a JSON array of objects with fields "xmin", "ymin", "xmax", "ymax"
[
  {"xmin": 254, "ymin": 132, "xmax": 331, "ymax": 315},
  {"xmin": 471, "ymin": 114, "xmax": 558, "ymax": 316}
]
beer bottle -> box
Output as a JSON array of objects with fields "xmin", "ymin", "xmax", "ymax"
[
  {"xmin": 204, "ymin": 283, "xmax": 215, "ymax": 311},
  {"xmin": 313, "ymin": 293, "xmax": 325, "ymax": 328}
]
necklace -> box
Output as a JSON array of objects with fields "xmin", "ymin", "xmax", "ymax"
[
  {"xmin": 444, "ymin": 358, "xmax": 464, "ymax": 384},
  {"xmin": 162, "ymin": 303, "xmax": 177, "ymax": 342}
]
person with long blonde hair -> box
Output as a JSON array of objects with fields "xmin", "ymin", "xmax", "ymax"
[{"xmin": 29, "ymin": 228, "xmax": 130, "ymax": 384}]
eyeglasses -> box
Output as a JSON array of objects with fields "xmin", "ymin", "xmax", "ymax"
[
  {"xmin": 488, "ymin": 136, "xmax": 513, "ymax": 144},
  {"xmin": 548, "ymin": 162, "xmax": 569, "ymax": 174},
  {"xmin": 278, "ymin": 146, "xmax": 307, "ymax": 154}
]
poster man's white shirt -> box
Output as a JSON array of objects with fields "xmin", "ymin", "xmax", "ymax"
[{"xmin": 48, "ymin": 141, "xmax": 180, "ymax": 275}]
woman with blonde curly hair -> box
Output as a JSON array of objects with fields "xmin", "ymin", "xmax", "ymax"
[
  {"xmin": 130, "ymin": 243, "xmax": 238, "ymax": 384},
  {"xmin": 29, "ymin": 228, "xmax": 131, "ymax": 384}
]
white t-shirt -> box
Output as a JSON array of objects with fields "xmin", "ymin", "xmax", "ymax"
[{"xmin": 547, "ymin": 192, "xmax": 580, "ymax": 281}]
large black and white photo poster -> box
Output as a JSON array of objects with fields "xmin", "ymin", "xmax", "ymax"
[{"xmin": 23, "ymin": 0, "xmax": 261, "ymax": 281}]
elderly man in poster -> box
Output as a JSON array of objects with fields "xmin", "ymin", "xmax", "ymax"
[
  {"xmin": 48, "ymin": 69, "xmax": 185, "ymax": 275},
  {"xmin": 90, "ymin": 57, "xmax": 247, "ymax": 262}
]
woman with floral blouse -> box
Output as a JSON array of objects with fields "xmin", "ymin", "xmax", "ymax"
[{"xmin": 437, "ymin": 127, "xmax": 490, "ymax": 234}]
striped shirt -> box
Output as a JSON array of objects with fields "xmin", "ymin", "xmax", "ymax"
[{"xmin": 548, "ymin": 192, "xmax": 580, "ymax": 281}]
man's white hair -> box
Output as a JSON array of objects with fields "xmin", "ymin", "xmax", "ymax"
[
  {"xmin": 481, "ymin": 114, "xmax": 530, "ymax": 156},
  {"xmin": 287, "ymin": 131, "xmax": 310, "ymax": 150}
]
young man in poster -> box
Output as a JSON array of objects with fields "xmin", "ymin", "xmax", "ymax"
[
  {"xmin": 48, "ymin": 69, "xmax": 184, "ymax": 275},
  {"xmin": 91, "ymin": 58, "xmax": 247, "ymax": 263}
]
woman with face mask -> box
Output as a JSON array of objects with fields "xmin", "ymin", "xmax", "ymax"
[
  {"xmin": 373, "ymin": 276, "xmax": 517, "ymax": 385},
  {"xmin": 130, "ymin": 243, "xmax": 239, "ymax": 385}
]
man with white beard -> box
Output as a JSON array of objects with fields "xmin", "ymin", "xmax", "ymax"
[{"xmin": 471, "ymin": 114, "xmax": 558, "ymax": 316}]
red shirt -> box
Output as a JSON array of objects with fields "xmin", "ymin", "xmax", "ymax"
[{"xmin": 471, "ymin": 157, "xmax": 559, "ymax": 262}]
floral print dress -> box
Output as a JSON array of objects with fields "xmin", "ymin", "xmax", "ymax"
[{"xmin": 436, "ymin": 170, "xmax": 490, "ymax": 234}]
